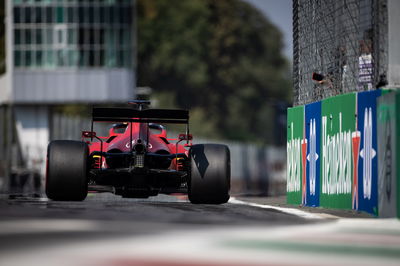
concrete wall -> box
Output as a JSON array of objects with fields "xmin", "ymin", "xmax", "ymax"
[
  {"xmin": 377, "ymin": 90, "xmax": 400, "ymax": 217},
  {"xmin": 13, "ymin": 69, "xmax": 135, "ymax": 104}
]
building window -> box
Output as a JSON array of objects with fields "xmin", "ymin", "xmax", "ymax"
[
  {"xmin": 13, "ymin": 0, "xmax": 134, "ymax": 69},
  {"xmin": 14, "ymin": 29, "xmax": 21, "ymax": 45},
  {"xmin": 14, "ymin": 50, "xmax": 21, "ymax": 67},
  {"xmin": 53, "ymin": 24, "xmax": 67, "ymax": 49}
]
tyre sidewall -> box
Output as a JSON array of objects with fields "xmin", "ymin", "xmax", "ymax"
[
  {"xmin": 189, "ymin": 144, "xmax": 230, "ymax": 204},
  {"xmin": 46, "ymin": 140, "xmax": 88, "ymax": 201}
]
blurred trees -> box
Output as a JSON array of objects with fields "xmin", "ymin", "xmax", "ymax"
[{"xmin": 137, "ymin": 0, "xmax": 291, "ymax": 144}]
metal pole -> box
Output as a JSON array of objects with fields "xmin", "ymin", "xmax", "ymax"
[
  {"xmin": 132, "ymin": 0, "xmax": 137, "ymax": 99},
  {"xmin": 4, "ymin": 104, "xmax": 13, "ymax": 194},
  {"xmin": 0, "ymin": 106, "xmax": 5, "ymax": 193}
]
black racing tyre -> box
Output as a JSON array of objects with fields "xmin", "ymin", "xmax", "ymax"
[
  {"xmin": 46, "ymin": 140, "xmax": 89, "ymax": 201},
  {"xmin": 188, "ymin": 144, "xmax": 230, "ymax": 204}
]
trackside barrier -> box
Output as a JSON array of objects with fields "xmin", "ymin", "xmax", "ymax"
[
  {"xmin": 320, "ymin": 93, "xmax": 356, "ymax": 210},
  {"xmin": 357, "ymin": 90, "xmax": 381, "ymax": 215},
  {"xmin": 286, "ymin": 105, "xmax": 304, "ymax": 205},
  {"xmin": 287, "ymin": 89, "xmax": 395, "ymax": 217},
  {"xmin": 305, "ymin": 101, "xmax": 321, "ymax": 207}
]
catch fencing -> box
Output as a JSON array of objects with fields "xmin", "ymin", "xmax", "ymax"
[{"xmin": 293, "ymin": 0, "xmax": 388, "ymax": 106}]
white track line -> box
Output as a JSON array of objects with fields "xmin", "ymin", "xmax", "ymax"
[{"xmin": 229, "ymin": 197, "xmax": 324, "ymax": 219}]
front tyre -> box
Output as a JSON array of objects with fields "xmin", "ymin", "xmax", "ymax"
[
  {"xmin": 46, "ymin": 140, "xmax": 89, "ymax": 201},
  {"xmin": 189, "ymin": 144, "xmax": 230, "ymax": 204}
]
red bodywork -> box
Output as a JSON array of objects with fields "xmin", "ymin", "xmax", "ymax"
[{"xmin": 85, "ymin": 122, "xmax": 190, "ymax": 170}]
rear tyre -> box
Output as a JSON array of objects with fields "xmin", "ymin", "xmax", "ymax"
[
  {"xmin": 46, "ymin": 140, "xmax": 89, "ymax": 201},
  {"xmin": 188, "ymin": 144, "xmax": 230, "ymax": 204}
]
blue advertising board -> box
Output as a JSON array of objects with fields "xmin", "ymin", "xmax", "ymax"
[
  {"xmin": 356, "ymin": 90, "xmax": 381, "ymax": 215},
  {"xmin": 305, "ymin": 101, "xmax": 321, "ymax": 207}
]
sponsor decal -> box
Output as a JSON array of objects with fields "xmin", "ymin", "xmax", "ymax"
[
  {"xmin": 287, "ymin": 122, "xmax": 301, "ymax": 193},
  {"xmin": 126, "ymin": 139, "xmax": 136, "ymax": 148},
  {"xmin": 356, "ymin": 90, "xmax": 380, "ymax": 214},
  {"xmin": 301, "ymin": 137, "xmax": 307, "ymax": 204},
  {"xmin": 360, "ymin": 107, "xmax": 376, "ymax": 200},
  {"xmin": 352, "ymin": 131, "xmax": 360, "ymax": 209},
  {"xmin": 321, "ymin": 113, "xmax": 352, "ymax": 195},
  {"xmin": 307, "ymin": 118, "xmax": 319, "ymax": 196}
]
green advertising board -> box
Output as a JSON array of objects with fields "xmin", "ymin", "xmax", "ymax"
[
  {"xmin": 287, "ymin": 105, "xmax": 304, "ymax": 205},
  {"xmin": 320, "ymin": 93, "xmax": 356, "ymax": 209}
]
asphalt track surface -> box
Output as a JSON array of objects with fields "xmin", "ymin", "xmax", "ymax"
[
  {"xmin": 0, "ymin": 193, "xmax": 399, "ymax": 266},
  {"xmin": 0, "ymin": 193, "xmax": 311, "ymax": 251}
]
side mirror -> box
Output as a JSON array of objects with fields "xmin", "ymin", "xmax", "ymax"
[
  {"xmin": 149, "ymin": 123, "xmax": 167, "ymax": 138},
  {"xmin": 149, "ymin": 123, "xmax": 165, "ymax": 131},
  {"xmin": 178, "ymin": 133, "xmax": 193, "ymax": 141},
  {"xmin": 113, "ymin": 123, "xmax": 128, "ymax": 129},
  {"xmin": 82, "ymin": 131, "xmax": 97, "ymax": 138},
  {"xmin": 110, "ymin": 123, "xmax": 127, "ymax": 134}
]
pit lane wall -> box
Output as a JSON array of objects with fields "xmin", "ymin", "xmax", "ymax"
[{"xmin": 287, "ymin": 89, "xmax": 400, "ymax": 217}]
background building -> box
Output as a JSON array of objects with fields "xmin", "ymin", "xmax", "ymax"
[{"xmin": 0, "ymin": 0, "xmax": 136, "ymax": 193}]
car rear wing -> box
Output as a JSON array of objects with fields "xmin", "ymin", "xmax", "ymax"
[
  {"xmin": 88, "ymin": 107, "xmax": 191, "ymax": 151},
  {"xmin": 92, "ymin": 107, "xmax": 189, "ymax": 124}
]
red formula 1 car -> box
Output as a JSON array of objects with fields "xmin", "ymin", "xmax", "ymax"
[{"xmin": 45, "ymin": 101, "xmax": 230, "ymax": 204}]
